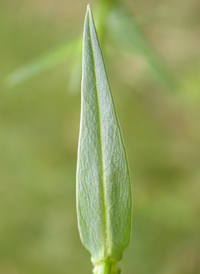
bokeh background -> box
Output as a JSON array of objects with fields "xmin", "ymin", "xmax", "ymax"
[{"xmin": 0, "ymin": 0, "xmax": 200, "ymax": 273}]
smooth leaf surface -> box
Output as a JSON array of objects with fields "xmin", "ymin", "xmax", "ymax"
[{"xmin": 76, "ymin": 5, "xmax": 132, "ymax": 269}]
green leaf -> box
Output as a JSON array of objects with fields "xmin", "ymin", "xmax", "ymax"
[
  {"xmin": 107, "ymin": 3, "xmax": 176, "ymax": 89},
  {"xmin": 6, "ymin": 38, "xmax": 81, "ymax": 87},
  {"xmin": 76, "ymin": 5, "xmax": 132, "ymax": 273}
]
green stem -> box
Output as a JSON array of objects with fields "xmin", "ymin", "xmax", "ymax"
[
  {"xmin": 94, "ymin": 0, "xmax": 114, "ymax": 43},
  {"xmin": 96, "ymin": 261, "xmax": 113, "ymax": 274}
]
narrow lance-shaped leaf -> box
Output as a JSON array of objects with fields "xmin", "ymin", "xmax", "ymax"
[{"xmin": 76, "ymin": 5, "xmax": 132, "ymax": 274}]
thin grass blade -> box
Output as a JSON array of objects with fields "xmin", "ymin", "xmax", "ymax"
[
  {"xmin": 7, "ymin": 38, "xmax": 81, "ymax": 87},
  {"xmin": 107, "ymin": 3, "xmax": 176, "ymax": 89}
]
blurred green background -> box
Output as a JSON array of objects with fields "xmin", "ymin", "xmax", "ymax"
[{"xmin": 0, "ymin": 0, "xmax": 200, "ymax": 273}]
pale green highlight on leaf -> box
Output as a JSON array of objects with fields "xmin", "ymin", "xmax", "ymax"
[{"xmin": 76, "ymin": 5, "xmax": 132, "ymax": 273}]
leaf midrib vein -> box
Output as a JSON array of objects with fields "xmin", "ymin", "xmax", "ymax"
[{"xmin": 89, "ymin": 23, "xmax": 109, "ymax": 258}]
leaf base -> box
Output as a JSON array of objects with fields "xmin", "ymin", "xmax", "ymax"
[{"xmin": 93, "ymin": 262, "xmax": 121, "ymax": 274}]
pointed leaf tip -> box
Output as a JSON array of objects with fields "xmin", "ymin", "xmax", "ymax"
[
  {"xmin": 77, "ymin": 4, "xmax": 132, "ymax": 270},
  {"xmin": 86, "ymin": 4, "xmax": 91, "ymax": 15}
]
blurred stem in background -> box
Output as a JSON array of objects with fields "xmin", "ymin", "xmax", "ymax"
[
  {"xmin": 94, "ymin": 0, "xmax": 114, "ymax": 41},
  {"xmin": 6, "ymin": 0, "xmax": 176, "ymax": 91}
]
